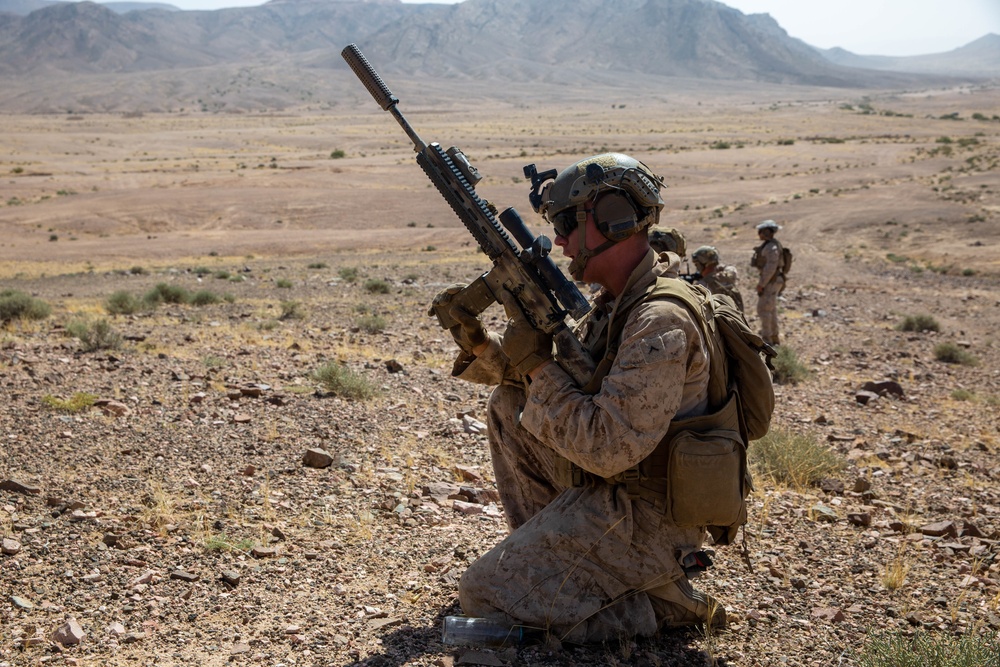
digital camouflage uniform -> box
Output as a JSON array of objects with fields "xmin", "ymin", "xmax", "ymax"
[
  {"xmin": 698, "ymin": 264, "xmax": 744, "ymax": 313},
  {"xmin": 451, "ymin": 250, "xmax": 716, "ymax": 643},
  {"xmin": 754, "ymin": 240, "xmax": 784, "ymax": 345}
]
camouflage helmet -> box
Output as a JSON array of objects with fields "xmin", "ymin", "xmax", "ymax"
[
  {"xmin": 756, "ymin": 219, "xmax": 781, "ymax": 231},
  {"xmin": 692, "ymin": 245, "xmax": 719, "ymax": 267},
  {"xmin": 649, "ymin": 228, "xmax": 687, "ymax": 257},
  {"xmin": 528, "ymin": 153, "xmax": 664, "ymax": 242}
]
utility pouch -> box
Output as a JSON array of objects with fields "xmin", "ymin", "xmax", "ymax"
[{"xmin": 665, "ymin": 426, "xmax": 746, "ymax": 532}]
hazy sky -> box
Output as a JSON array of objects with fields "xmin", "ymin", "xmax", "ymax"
[{"xmin": 155, "ymin": 0, "xmax": 1000, "ymax": 57}]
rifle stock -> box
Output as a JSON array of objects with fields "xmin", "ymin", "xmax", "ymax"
[{"xmin": 341, "ymin": 44, "xmax": 596, "ymax": 387}]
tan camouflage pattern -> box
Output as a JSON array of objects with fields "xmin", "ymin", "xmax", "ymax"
[
  {"xmin": 755, "ymin": 240, "xmax": 783, "ymax": 344},
  {"xmin": 451, "ymin": 250, "xmax": 712, "ymax": 642},
  {"xmin": 698, "ymin": 263, "xmax": 744, "ymax": 312}
]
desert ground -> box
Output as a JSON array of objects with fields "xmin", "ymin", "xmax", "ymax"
[{"xmin": 1, "ymin": 79, "xmax": 1000, "ymax": 666}]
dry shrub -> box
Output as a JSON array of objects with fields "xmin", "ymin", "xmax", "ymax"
[{"xmin": 750, "ymin": 428, "xmax": 845, "ymax": 490}]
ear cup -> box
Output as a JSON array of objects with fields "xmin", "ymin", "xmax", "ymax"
[{"xmin": 594, "ymin": 193, "xmax": 639, "ymax": 242}]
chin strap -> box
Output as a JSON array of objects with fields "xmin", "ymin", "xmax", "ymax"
[{"xmin": 567, "ymin": 205, "xmax": 617, "ymax": 281}]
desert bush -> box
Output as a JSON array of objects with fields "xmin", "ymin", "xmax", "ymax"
[
  {"xmin": 363, "ymin": 278, "xmax": 391, "ymax": 294},
  {"xmin": 951, "ymin": 389, "xmax": 974, "ymax": 401},
  {"xmin": 771, "ymin": 345, "xmax": 809, "ymax": 385},
  {"xmin": 312, "ymin": 362, "xmax": 379, "ymax": 400},
  {"xmin": 749, "ymin": 428, "xmax": 845, "ymax": 490},
  {"xmin": 339, "ymin": 267, "xmax": 359, "ymax": 283},
  {"xmin": 41, "ymin": 392, "xmax": 97, "ymax": 413},
  {"xmin": 855, "ymin": 628, "xmax": 1000, "ymax": 667},
  {"xmin": 307, "ymin": 262, "xmax": 328, "ymax": 269},
  {"xmin": 897, "ymin": 314, "xmax": 940, "ymax": 333},
  {"xmin": 106, "ymin": 290, "xmax": 142, "ymax": 315},
  {"xmin": 0, "ymin": 290, "xmax": 52, "ymax": 323},
  {"xmin": 356, "ymin": 313, "xmax": 387, "ymax": 333},
  {"xmin": 279, "ymin": 300, "xmax": 306, "ymax": 321},
  {"xmin": 275, "ymin": 278, "xmax": 293, "ymax": 289},
  {"xmin": 66, "ymin": 318, "xmax": 123, "ymax": 352},
  {"xmin": 189, "ymin": 290, "xmax": 221, "ymax": 306},
  {"xmin": 934, "ymin": 342, "xmax": 977, "ymax": 366},
  {"xmin": 145, "ymin": 282, "xmax": 190, "ymax": 305}
]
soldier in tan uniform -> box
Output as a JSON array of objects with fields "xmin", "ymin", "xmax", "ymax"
[
  {"xmin": 691, "ymin": 245, "xmax": 744, "ymax": 312},
  {"xmin": 751, "ymin": 220, "xmax": 784, "ymax": 345},
  {"xmin": 432, "ymin": 153, "xmax": 727, "ymax": 644}
]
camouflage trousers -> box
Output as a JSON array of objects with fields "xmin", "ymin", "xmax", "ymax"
[
  {"xmin": 458, "ymin": 384, "xmax": 707, "ymax": 644},
  {"xmin": 756, "ymin": 278, "xmax": 783, "ymax": 345}
]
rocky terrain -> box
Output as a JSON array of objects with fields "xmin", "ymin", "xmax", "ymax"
[
  {"xmin": 1, "ymin": 237, "xmax": 999, "ymax": 667},
  {"xmin": 1, "ymin": 80, "xmax": 1000, "ymax": 666}
]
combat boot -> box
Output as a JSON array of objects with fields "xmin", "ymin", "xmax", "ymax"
[{"xmin": 647, "ymin": 577, "xmax": 727, "ymax": 630}]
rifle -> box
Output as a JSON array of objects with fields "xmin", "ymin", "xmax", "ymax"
[
  {"xmin": 679, "ymin": 260, "xmax": 701, "ymax": 285},
  {"xmin": 341, "ymin": 44, "xmax": 596, "ymax": 387}
]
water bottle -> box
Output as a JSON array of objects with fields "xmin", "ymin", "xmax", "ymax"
[{"xmin": 441, "ymin": 615, "xmax": 542, "ymax": 647}]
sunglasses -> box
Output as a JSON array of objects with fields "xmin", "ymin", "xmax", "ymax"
[{"xmin": 551, "ymin": 208, "xmax": 591, "ymax": 238}]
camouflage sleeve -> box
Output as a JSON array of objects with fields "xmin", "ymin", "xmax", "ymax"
[
  {"xmin": 518, "ymin": 299, "xmax": 710, "ymax": 479},
  {"xmin": 757, "ymin": 243, "xmax": 781, "ymax": 288}
]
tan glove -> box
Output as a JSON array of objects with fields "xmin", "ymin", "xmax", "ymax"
[
  {"xmin": 428, "ymin": 284, "xmax": 488, "ymax": 353},
  {"xmin": 499, "ymin": 291, "xmax": 553, "ymax": 377}
]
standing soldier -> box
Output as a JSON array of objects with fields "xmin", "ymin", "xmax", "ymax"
[
  {"xmin": 691, "ymin": 245, "xmax": 744, "ymax": 312},
  {"xmin": 751, "ymin": 220, "xmax": 784, "ymax": 345}
]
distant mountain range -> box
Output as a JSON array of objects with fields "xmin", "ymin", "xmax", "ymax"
[
  {"xmin": 816, "ymin": 33, "xmax": 1000, "ymax": 77},
  {"xmin": 0, "ymin": 0, "xmax": 996, "ymax": 112}
]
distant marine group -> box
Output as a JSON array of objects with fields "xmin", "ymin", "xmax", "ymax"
[{"xmin": 650, "ymin": 219, "xmax": 789, "ymax": 346}]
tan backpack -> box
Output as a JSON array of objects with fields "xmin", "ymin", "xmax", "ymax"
[{"xmin": 587, "ymin": 278, "xmax": 776, "ymax": 544}]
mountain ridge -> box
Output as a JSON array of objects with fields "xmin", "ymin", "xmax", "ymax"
[{"xmin": 0, "ymin": 0, "xmax": 995, "ymax": 113}]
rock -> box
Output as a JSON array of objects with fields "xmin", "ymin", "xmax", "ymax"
[
  {"xmin": 2, "ymin": 537, "xmax": 21, "ymax": 555},
  {"xmin": 233, "ymin": 413, "xmax": 252, "ymax": 424},
  {"xmin": 921, "ymin": 520, "xmax": 958, "ymax": 538},
  {"xmin": 0, "ymin": 479, "xmax": 41, "ymax": 495},
  {"xmin": 452, "ymin": 465, "xmax": 483, "ymax": 483},
  {"xmin": 961, "ymin": 521, "xmax": 985, "ymax": 538},
  {"xmin": 852, "ymin": 478, "xmax": 872, "ymax": 493},
  {"xmin": 459, "ymin": 487, "xmax": 501, "ymax": 505},
  {"xmin": 52, "ymin": 618, "xmax": 86, "ymax": 646},
  {"xmin": 252, "ymin": 546, "xmax": 278, "ymax": 558},
  {"xmin": 302, "ymin": 448, "xmax": 334, "ymax": 469},
  {"xmin": 462, "ymin": 415, "xmax": 488, "ymax": 434},
  {"xmin": 11, "ymin": 595, "xmax": 33, "ymax": 609},
  {"xmin": 810, "ymin": 504, "xmax": 838, "ymax": 523},
  {"xmin": 861, "ymin": 380, "xmax": 904, "ymax": 399},
  {"xmin": 453, "ymin": 500, "xmax": 484, "ymax": 515},
  {"xmin": 231, "ymin": 642, "xmax": 251, "ymax": 655},
  {"xmin": 385, "ymin": 359, "xmax": 404, "ymax": 373},
  {"xmin": 810, "ymin": 607, "xmax": 845, "ymax": 622},
  {"xmin": 817, "ymin": 478, "xmax": 844, "ymax": 494},
  {"xmin": 169, "ymin": 570, "xmax": 200, "ymax": 582},
  {"xmin": 94, "ymin": 399, "xmax": 130, "ymax": 417},
  {"xmin": 423, "ymin": 481, "xmax": 461, "ymax": 506},
  {"xmin": 221, "ymin": 570, "xmax": 241, "ymax": 588},
  {"xmin": 854, "ymin": 390, "xmax": 879, "ymax": 405}
]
